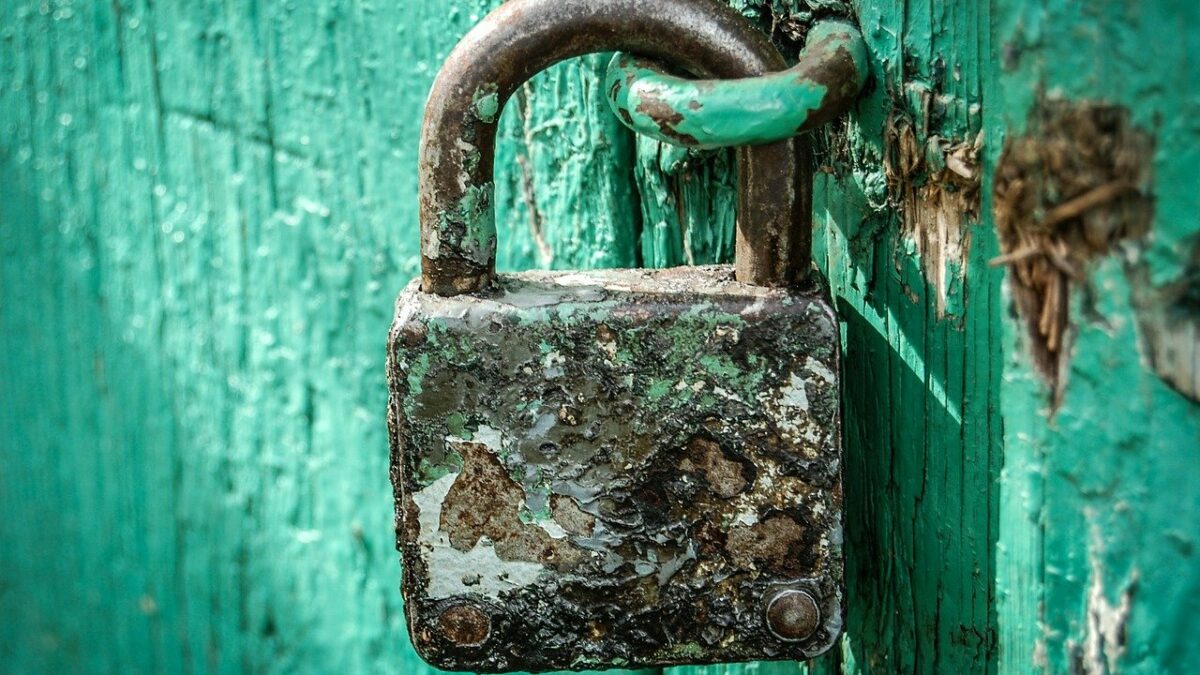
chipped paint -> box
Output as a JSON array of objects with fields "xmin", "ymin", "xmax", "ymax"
[
  {"xmin": 472, "ymin": 85, "xmax": 501, "ymax": 124},
  {"xmin": 414, "ymin": 471, "xmax": 547, "ymax": 601},
  {"xmin": 884, "ymin": 112, "xmax": 983, "ymax": 316},
  {"xmin": 1076, "ymin": 561, "xmax": 1135, "ymax": 675},
  {"xmin": 387, "ymin": 265, "xmax": 843, "ymax": 671},
  {"xmin": 993, "ymin": 99, "xmax": 1154, "ymax": 406},
  {"xmin": 604, "ymin": 20, "xmax": 868, "ymax": 149},
  {"xmin": 778, "ymin": 372, "xmax": 811, "ymax": 411},
  {"xmin": 1065, "ymin": 526, "xmax": 1137, "ymax": 675}
]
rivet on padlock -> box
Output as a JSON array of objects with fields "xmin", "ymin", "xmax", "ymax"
[{"xmin": 387, "ymin": 0, "xmax": 865, "ymax": 671}]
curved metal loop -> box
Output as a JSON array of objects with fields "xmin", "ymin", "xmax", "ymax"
[
  {"xmin": 605, "ymin": 21, "xmax": 868, "ymax": 150},
  {"xmin": 419, "ymin": 0, "xmax": 809, "ymax": 296}
]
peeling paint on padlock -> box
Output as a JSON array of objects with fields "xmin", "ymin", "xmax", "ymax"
[
  {"xmin": 388, "ymin": 267, "xmax": 844, "ymax": 672},
  {"xmin": 604, "ymin": 20, "xmax": 869, "ymax": 149}
]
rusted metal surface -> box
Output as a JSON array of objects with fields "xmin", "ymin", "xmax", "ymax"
[
  {"xmin": 397, "ymin": 0, "xmax": 860, "ymax": 670},
  {"xmin": 605, "ymin": 20, "xmax": 869, "ymax": 149},
  {"xmin": 418, "ymin": 0, "xmax": 809, "ymax": 295},
  {"xmin": 388, "ymin": 267, "xmax": 844, "ymax": 672}
]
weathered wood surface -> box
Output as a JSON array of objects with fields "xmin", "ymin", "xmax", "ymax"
[{"xmin": 1, "ymin": 0, "xmax": 1197, "ymax": 674}]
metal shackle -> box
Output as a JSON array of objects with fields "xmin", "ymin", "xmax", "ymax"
[
  {"xmin": 420, "ymin": 0, "xmax": 810, "ymax": 297},
  {"xmin": 605, "ymin": 20, "xmax": 868, "ymax": 150}
]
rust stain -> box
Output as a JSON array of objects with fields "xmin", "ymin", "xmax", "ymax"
[
  {"xmin": 441, "ymin": 440, "xmax": 585, "ymax": 567},
  {"xmin": 438, "ymin": 604, "xmax": 492, "ymax": 647},
  {"xmin": 634, "ymin": 93, "xmax": 701, "ymax": 147},
  {"xmin": 550, "ymin": 494, "xmax": 596, "ymax": 536},
  {"xmin": 727, "ymin": 514, "xmax": 808, "ymax": 576},
  {"xmin": 680, "ymin": 435, "xmax": 750, "ymax": 499}
]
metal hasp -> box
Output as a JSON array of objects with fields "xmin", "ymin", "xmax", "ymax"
[
  {"xmin": 605, "ymin": 20, "xmax": 868, "ymax": 149},
  {"xmin": 389, "ymin": 0, "xmax": 865, "ymax": 671}
]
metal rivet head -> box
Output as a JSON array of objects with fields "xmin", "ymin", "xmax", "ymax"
[
  {"xmin": 765, "ymin": 590, "xmax": 821, "ymax": 642},
  {"xmin": 438, "ymin": 603, "xmax": 491, "ymax": 647}
]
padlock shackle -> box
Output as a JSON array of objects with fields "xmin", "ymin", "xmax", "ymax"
[{"xmin": 419, "ymin": 0, "xmax": 810, "ymax": 296}]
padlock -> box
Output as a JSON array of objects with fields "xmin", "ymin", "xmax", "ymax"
[{"xmin": 387, "ymin": 0, "xmax": 862, "ymax": 671}]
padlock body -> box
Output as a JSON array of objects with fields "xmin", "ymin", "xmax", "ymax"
[{"xmin": 387, "ymin": 265, "xmax": 843, "ymax": 673}]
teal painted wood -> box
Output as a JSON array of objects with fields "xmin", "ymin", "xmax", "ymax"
[
  {"xmin": 3, "ymin": 0, "xmax": 1199, "ymax": 674},
  {"xmin": 0, "ymin": 0, "xmax": 637, "ymax": 673},
  {"xmin": 990, "ymin": 1, "xmax": 1200, "ymax": 672}
]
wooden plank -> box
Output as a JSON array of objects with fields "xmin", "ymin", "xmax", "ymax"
[
  {"xmin": 0, "ymin": 0, "xmax": 640, "ymax": 672},
  {"xmin": 3, "ymin": 0, "xmax": 1199, "ymax": 673},
  {"xmin": 991, "ymin": 1, "xmax": 1200, "ymax": 672}
]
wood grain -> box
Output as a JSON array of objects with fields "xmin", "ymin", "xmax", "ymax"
[{"xmin": 2, "ymin": 0, "xmax": 1198, "ymax": 673}]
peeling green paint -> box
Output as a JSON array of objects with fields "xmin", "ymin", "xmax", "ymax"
[
  {"xmin": 473, "ymin": 85, "xmax": 502, "ymax": 123},
  {"xmin": 2, "ymin": 0, "xmax": 1197, "ymax": 673},
  {"xmin": 991, "ymin": 2, "xmax": 1200, "ymax": 672},
  {"xmin": 605, "ymin": 20, "xmax": 867, "ymax": 149},
  {"xmin": 435, "ymin": 182, "xmax": 497, "ymax": 265}
]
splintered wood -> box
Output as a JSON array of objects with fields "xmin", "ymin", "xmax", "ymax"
[{"xmin": 992, "ymin": 100, "xmax": 1154, "ymax": 403}]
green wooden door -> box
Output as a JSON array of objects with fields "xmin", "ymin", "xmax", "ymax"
[{"xmin": 1, "ymin": 0, "xmax": 1197, "ymax": 673}]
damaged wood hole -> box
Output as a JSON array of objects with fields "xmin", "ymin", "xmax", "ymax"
[
  {"xmin": 992, "ymin": 99, "xmax": 1155, "ymax": 405},
  {"xmin": 883, "ymin": 110, "xmax": 983, "ymax": 316}
]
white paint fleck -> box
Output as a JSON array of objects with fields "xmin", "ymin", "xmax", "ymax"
[
  {"xmin": 426, "ymin": 538, "xmax": 545, "ymax": 600},
  {"xmin": 712, "ymin": 386, "xmax": 744, "ymax": 403},
  {"xmin": 473, "ymin": 425, "xmax": 504, "ymax": 452},
  {"xmin": 739, "ymin": 296, "xmax": 770, "ymax": 317},
  {"xmin": 542, "ymin": 350, "xmax": 565, "ymax": 378},
  {"xmin": 295, "ymin": 196, "xmax": 331, "ymax": 218},
  {"xmin": 779, "ymin": 373, "xmax": 810, "ymax": 411},
  {"xmin": 1080, "ymin": 523, "xmax": 1136, "ymax": 674},
  {"xmin": 712, "ymin": 325, "xmax": 740, "ymax": 343},
  {"xmin": 414, "ymin": 472, "xmax": 458, "ymax": 540},
  {"xmin": 453, "ymin": 137, "xmax": 477, "ymax": 192},
  {"xmin": 1033, "ymin": 638, "xmax": 1048, "ymax": 669},
  {"xmin": 421, "ymin": 227, "xmax": 441, "ymax": 259},
  {"xmin": 804, "ymin": 357, "xmax": 836, "ymax": 384},
  {"xmin": 734, "ymin": 509, "xmax": 759, "ymax": 527},
  {"xmin": 535, "ymin": 519, "xmax": 569, "ymax": 540}
]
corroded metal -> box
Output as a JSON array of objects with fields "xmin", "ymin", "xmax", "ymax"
[
  {"xmin": 605, "ymin": 20, "xmax": 869, "ymax": 149},
  {"xmin": 388, "ymin": 267, "xmax": 844, "ymax": 672},
  {"xmin": 396, "ymin": 0, "xmax": 860, "ymax": 670},
  {"xmin": 418, "ymin": 0, "xmax": 809, "ymax": 294},
  {"xmin": 765, "ymin": 589, "xmax": 822, "ymax": 642}
]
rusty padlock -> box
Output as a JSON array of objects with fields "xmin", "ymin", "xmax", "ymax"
[{"xmin": 387, "ymin": 0, "xmax": 863, "ymax": 671}]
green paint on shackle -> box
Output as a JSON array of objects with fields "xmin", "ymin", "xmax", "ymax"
[{"xmin": 605, "ymin": 20, "xmax": 868, "ymax": 149}]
